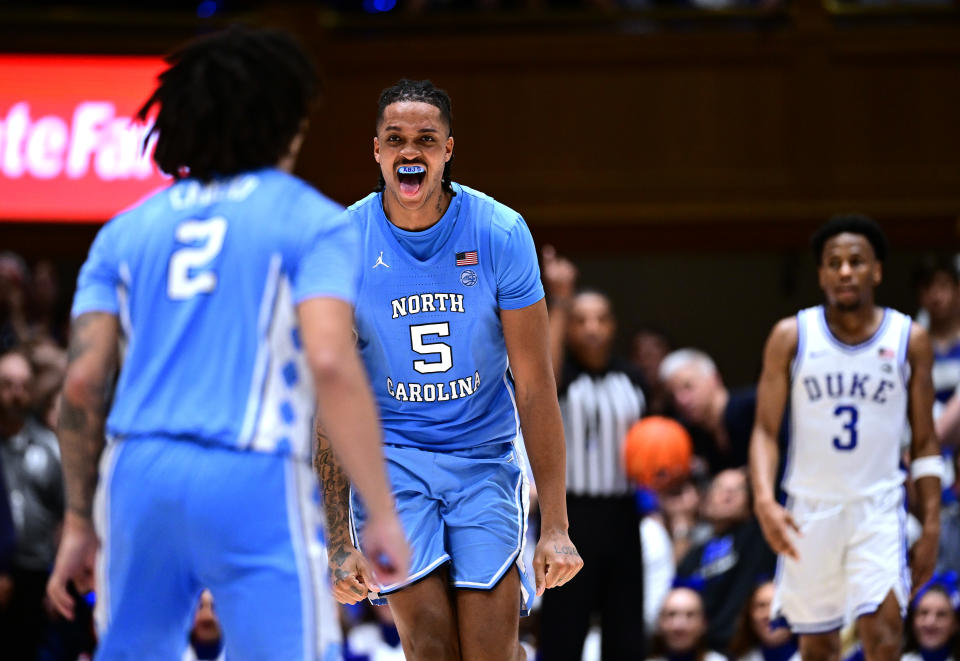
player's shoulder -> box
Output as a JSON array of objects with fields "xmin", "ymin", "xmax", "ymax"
[
  {"xmin": 267, "ymin": 170, "xmax": 344, "ymax": 219},
  {"xmin": 345, "ymin": 191, "xmax": 380, "ymax": 214},
  {"xmin": 763, "ymin": 313, "xmax": 801, "ymax": 358},
  {"xmin": 905, "ymin": 317, "xmax": 933, "ymax": 359},
  {"xmin": 95, "ymin": 183, "xmax": 173, "ymax": 250},
  {"xmin": 455, "ymin": 183, "xmax": 525, "ymax": 233},
  {"xmin": 771, "ymin": 313, "xmax": 802, "ymax": 340}
]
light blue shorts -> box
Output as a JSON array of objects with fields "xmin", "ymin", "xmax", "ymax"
[
  {"xmin": 349, "ymin": 440, "xmax": 534, "ymax": 615},
  {"xmin": 92, "ymin": 438, "xmax": 342, "ymax": 661}
]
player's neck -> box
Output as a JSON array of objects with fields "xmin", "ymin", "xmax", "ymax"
[
  {"xmin": 383, "ymin": 189, "xmax": 452, "ymax": 232},
  {"xmin": 824, "ymin": 303, "xmax": 883, "ymax": 343}
]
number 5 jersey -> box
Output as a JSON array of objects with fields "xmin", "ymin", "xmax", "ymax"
[
  {"xmin": 346, "ymin": 182, "xmax": 545, "ymax": 452},
  {"xmin": 785, "ymin": 306, "xmax": 912, "ymax": 501}
]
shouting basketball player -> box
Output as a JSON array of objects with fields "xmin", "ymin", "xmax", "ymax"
[
  {"xmin": 314, "ymin": 79, "xmax": 582, "ymax": 661},
  {"xmin": 749, "ymin": 214, "xmax": 942, "ymax": 661}
]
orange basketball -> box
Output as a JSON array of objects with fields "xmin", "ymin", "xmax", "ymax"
[{"xmin": 623, "ymin": 416, "xmax": 693, "ymax": 490}]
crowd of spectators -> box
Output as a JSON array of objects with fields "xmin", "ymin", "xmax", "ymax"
[{"xmin": 0, "ymin": 243, "xmax": 958, "ymax": 660}]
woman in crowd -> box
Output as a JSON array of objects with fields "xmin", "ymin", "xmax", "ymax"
[
  {"xmin": 903, "ymin": 573, "xmax": 960, "ymax": 661},
  {"xmin": 647, "ymin": 586, "xmax": 727, "ymax": 661},
  {"xmin": 728, "ymin": 580, "xmax": 799, "ymax": 661}
]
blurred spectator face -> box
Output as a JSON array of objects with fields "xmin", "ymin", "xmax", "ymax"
[
  {"xmin": 0, "ymin": 254, "xmax": 27, "ymax": 315},
  {"xmin": 703, "ymin": 469, "xmax": 750, "ymax": 528},
  {"xmin": 192, "ymin": 590, "xmax": 222, "ymax": 646},
  {"xmin": 660, "ymin": 479, "xmax": 701, "ymax": 521},
  {"xmin": 665, "ymin": 362, "xmax": 721, "ymax": 428},
  {"xmin": 0, "ymin": 352, "xmax": 33, "ymax": 425},
  {"xmin": 28, "ymin": 340, "xmax": 66, "ymax": 423},
  {"xmin": 750, "ymin": 582, "xmax": 791, "ymax": 648},
  {"xmin": 912, "ymin": 588, "xmax": 958, "ymax": 651},
  {"xmin": 566, "ymin": 292, "xmax": 615, "ymax": 368},
  {"xmin": 659, "ymin": 587, "xmax": 707, "ymax": 654},
  {"xmin": 920, "ymin": 271, "xmax": 959, "ymax": 326},
  {"xmin": 631, "ymin": 330, "xmax": 670, "ymax": 388},
  {"xmin": 30, "ymin": 261, "xmax": 59, "ymax": 313}
]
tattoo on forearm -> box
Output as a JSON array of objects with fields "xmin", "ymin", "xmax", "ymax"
[
  {"xmin": 314, "ymin": 423, "xmax": 352, "ymax": 547},
  {"xmin": 65, "ymin": 313, "xmax": 96, "ymax": 363},
  {"xmin": 59, "ymin": 400, "xmax": 89, "ymax": 432},
  {"xmin": 58, "ymin": 312, "xmax": 116, "ymax": 520}
]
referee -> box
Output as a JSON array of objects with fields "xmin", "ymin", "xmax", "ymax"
[{"xmin": 540, "ymin": 247, "xmax": 647, "ymax": 660}]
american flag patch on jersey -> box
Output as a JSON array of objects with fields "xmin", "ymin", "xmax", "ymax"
[
  {"xmin": 456, "ymin": 250, "xmax": 478, "ymax": 266},
  {"xmin": 879, "ymin": 347, "xmax": 896, "ymax": 358}
]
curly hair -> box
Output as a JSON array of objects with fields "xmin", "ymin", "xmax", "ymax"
[
  {"xmin": 137, "ymin": 26, "xmax": 318, "ymax": 182},
  {"xmin": 811, "ymin": 214, "xmax": 889, "ymax": 265}
]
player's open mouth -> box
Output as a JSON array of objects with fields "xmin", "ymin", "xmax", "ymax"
[{"xmin": 397, "ymin": 164, "xmax": 425, "ymax": 197}]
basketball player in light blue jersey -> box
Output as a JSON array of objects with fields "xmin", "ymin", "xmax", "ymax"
[
  {"xmin": 45, "ymin": 28, "xmax": 408, "ymax": 661},
  {"xmin": 314, "ymin": 79, "xmax": 583, "ymax": 660},
  {"xmin": 750, "ymin": 215, "xmax": 941, "ymax": 661}
]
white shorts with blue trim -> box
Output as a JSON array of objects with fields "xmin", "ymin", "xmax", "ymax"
[
  {"xmin": 349, "ymin": 440, "xmax": 534, "ymax": 615},
  {"xmin": 771, "ymin": 486, "xmax": 909, "ymax": 634}
]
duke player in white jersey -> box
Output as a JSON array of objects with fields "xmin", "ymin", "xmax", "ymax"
[
  {"xmin": 314, "ymin": 79, "xmax": 583, "ymax": 661},
  {"xmin": 44, "ymin": 28, "xmax": 408, "ymax": 660},
  {"xmin": 750, "ymin": 215, "xmax": 942, "ymax": 661}
]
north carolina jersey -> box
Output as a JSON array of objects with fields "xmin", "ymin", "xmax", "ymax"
[
  {"xmin": 71, "ymin": 168, "xmax": 359, "ymax": 460},
  {"xmin": 785, "ymin": 306, "xmax": 912, "ymax": 501},
  {"xmin": 347, "ymin": 182, "xmax": 545, "ymax": 451}
]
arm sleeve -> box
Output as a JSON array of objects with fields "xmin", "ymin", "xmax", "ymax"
[
  {"xmin": 495, "ymin": 215, "xmax": 545, "ymax": 311},
  {"xmin": 71, "ymin": 221, "xmax": 120, "ymax": 317},
  {"xmin": 292, "ymin": 206, "xmax": 362, "ymax": 306}
]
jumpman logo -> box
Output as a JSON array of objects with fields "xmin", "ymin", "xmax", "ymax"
[{"xmin": 373, "ymin": 251, "xmax": 390, "ymax": 269}]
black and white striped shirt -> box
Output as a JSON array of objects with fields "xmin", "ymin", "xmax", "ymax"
[{"xmin": 559, "ymin": 358, "xmax": 646, "ymax": 496}]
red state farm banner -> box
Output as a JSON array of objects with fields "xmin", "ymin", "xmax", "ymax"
[{"xmin": 0, "ymin": 55, "xmax": 170, "ymax": 223}]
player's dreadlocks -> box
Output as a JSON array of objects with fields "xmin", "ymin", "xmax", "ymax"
[
  {"xmin": 138, "ymin": 26, "xmax": 317, "ymax": 182},
  {"xmin": 811, "ymin": 213, "xmax": 889, "ymax": 265},
  {"xmin": 375, "ymin": 79, "xmax": 454, "ymax": 193}
]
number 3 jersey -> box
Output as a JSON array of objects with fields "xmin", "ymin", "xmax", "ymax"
[
  {"xmin": 785, "ymin": 305, "xmax": 912, "ymax": 501},
  {"xmin": 71, "ymin": 169, "xmax": 358, "ymax": 460},
  {"xmin": 347, "ymin": 182, "xmax": 545, "ymax": 451}
]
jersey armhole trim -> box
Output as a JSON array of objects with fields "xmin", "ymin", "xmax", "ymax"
[
  {"xmin": 790, "ymin": 310, "xmax": 806, "ymax": 380},
  {"xmin": 897, "ymin": 312, "xmax": 912, "ymax": 389}
]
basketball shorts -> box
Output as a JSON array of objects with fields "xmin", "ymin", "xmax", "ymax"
[
  {"xmin": 93, "ymin": 438, "xmax": 342, "ymax": 661},
  {"xmin": 349, "ymin": 440, "xmax": 534, "ymax": 615},
  {"xmin": 771, "ymin": 486, "xmax": 909, "ymax": 634}
]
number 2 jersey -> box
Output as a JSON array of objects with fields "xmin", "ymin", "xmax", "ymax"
[
  {"xmin": 347, "ymin": 182, "xmax": 545, "ymax": 451},
  {"xmin": 785, "ymin": 305, "xmax": 912, "ymax": 501},
  {"xmin": 71, "ymin": 169, "xmax": 359, "ymax": 460}
]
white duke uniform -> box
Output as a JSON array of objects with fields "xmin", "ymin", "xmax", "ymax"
[{"xmin": 773, "ymin": 305, "xmax": 913, "ymax": 633}]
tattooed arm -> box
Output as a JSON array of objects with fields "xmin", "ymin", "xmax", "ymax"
[
  {"xmin": 47, "ymin": 311, "xmax": 119, "ymax": 619},
  {"xmin": 315, "ymin": 422, "xmax": 380, "ymax": 604},
  {"xmin": 58, "ymin": 312, "xmax": 119, "ymax": 519}
]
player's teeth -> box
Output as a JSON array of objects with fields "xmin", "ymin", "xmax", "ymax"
[{"xmin": 397, "ymin": 165, "xmax": 425, "ymax": 175}]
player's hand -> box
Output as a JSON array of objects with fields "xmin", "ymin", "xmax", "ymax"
[
  {"xmin": 327, "ymin": 540, "xmax": 380, "ymax": 604},
  {"xmin": 533, "ymin": 528, "xmax": 584, "ymax": 597},
  {"xmin": 46, "ymin": 511, "xmax": 98, "ymax": 620},
  {"xmin": 359, "ymin": 512, "xmax": 410, "ymax": 591},
  {"xmin": 910, "ymin": 527, "xmax": 938, "ymax": 598},
  {"xmin": 754, "ymin": 498, "xmax": 800, "ymax": 560},
  {"xmin": 541, "ymin": 245, "xmax": 577, "ymax": 302}
]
